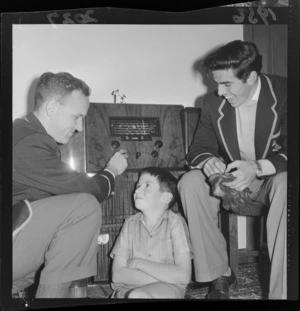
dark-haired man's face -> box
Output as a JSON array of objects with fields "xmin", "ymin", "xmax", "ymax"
[
  {"xmin": 212, "ymin": 69, "xmax": 257, "ymax": 108},
  {"xmin": 48, "ymin": 90, "xmax": 90, "ymax": 144}
]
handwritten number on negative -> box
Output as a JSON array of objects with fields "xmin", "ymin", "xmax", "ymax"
[
  {"xmin": 233, "ymin": 7, "xmax": 276, "ymax": 25},
  {"xmin": 47, "ymin": 10, "xmax": 98, "ymax": 25}
]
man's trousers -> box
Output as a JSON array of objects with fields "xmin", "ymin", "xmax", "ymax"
[
  {"xmin": 13, "ymin": 193, "xmax": 102, "ymax": 289},
  {"xmin": 178, "ymin": 170, "xmax": 287, "ymax": 299}
]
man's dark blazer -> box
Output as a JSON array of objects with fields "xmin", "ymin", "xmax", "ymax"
[
  {"xmin": 187, "ymin": 74, "xmax": 287, "ymax": 175},
  {"xmin": 13, "ymin": 112, "xmax": 116, "ymax": 234}
]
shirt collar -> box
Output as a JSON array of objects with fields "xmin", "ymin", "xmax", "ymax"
[
  {"xmin": 238, "ymin": 76, "xmax": 261, "ymax": 108},
  {"xmin": 140, "ymin": 209, "xmax": 170, "ymax": 232}
]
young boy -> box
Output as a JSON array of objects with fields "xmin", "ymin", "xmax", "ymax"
[{"xmin": 110, "ymin": 167, "xmax": 193, "ymax": 299}]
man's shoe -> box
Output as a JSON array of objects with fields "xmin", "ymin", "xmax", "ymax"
[{"xmin": 206, "ymin": 270, "xmax": 238, "ymax": 299}]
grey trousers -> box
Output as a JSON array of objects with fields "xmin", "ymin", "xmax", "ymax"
[
  {"xmin": 178, "ymin": 170, "xmax": 287, "ymax": 299},
  {"xmin": 13, "ymin": 193, "xmax": 102, "ymax": 288}
]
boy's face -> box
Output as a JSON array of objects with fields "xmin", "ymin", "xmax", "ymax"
[{"xmin": 134, "ymin": 173, "xmax": 167, "ymax": 212}]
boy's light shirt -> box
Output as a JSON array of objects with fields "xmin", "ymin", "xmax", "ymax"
[{"xmin": 140, "ymin": 209, "xmax": 168, "ymax": 232}]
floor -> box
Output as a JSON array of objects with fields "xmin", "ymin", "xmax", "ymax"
[
  {"xmin": 14, "ymin": 261, "xmax": 269, "ymax": 300},
  {"xmin": 86, "ymin": 262, "xmax": 269, "ymax": 300}
]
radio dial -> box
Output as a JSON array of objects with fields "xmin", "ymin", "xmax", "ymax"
[
  {"xmin": 154, "ymin": 140, "xmax": 163, "ymax": 149},
  {"xmin": 111, "ymin": 140, "xmax": 120, "ymax": 150},
  {"xmin": 151, "ymin": 151, "xmax": 158, "ymax": 158}
]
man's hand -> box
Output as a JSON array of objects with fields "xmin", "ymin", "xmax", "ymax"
[
  {"xmin": 203, "ymin": 157, "xmax": 226, "ymax": 177},
  {"xmin": 106, "ymin": 149, "xmax": 128, "ymax": 176},
  {"xmin": 223, "ymin": 160, "xmax": 257, "ymax": 191}
]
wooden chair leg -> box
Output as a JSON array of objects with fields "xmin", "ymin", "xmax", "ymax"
[
  {"xmin": 221, "ymin": 209, "xmax": 266, "ymax": 292},
  {"xmin": 259, "ymin": 215, "xmax": 265, "ymax": 250},
  {"xmin": 258, "ymin": 216, "xmax": 268, "ymax": 266},
  {"xmin": 220, "ymin": 211, "xmax": 239, "ymax": 282}
]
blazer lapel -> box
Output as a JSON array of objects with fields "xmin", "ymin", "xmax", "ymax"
[
  {"xmin": 217, "ymin": 100, "xmax": 241, "ymax": 161},
  {"xmin": 255, "ymin": 74, "xmax": 277, "ymax": 159}
]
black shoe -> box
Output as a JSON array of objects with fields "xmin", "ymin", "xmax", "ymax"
[{"xmin": 206, "ymin": 270, "xmax": 238, "ymax": 300}]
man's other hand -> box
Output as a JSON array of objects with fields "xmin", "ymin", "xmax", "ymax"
[{"xmin": 223, "ymin": 160, "xmax": 257, "ymax": 191}]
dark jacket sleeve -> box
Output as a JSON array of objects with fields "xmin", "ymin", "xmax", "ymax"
[
  {"xmin": 13, "ymin": 131, "xmax": 115, "ymax": 203},
  {"xmin": 263, "ymin": 75, "xmax": 287, "ymax": 173}
]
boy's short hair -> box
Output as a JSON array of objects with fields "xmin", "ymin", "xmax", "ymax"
[
  {"xmin": 34, "ymin": 72, "xmax": 91, "ymax": 110},
  {"xmin": 138, "ymin": 167, "xmax": 179, "ymax": 210}
]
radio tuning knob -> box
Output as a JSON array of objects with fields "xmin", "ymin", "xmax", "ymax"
[
  {"xmin": 111, "ymin": 140, "xmax": 120, "ymax": 150},
  {"xmin": 154, "ymin": 140, "xmax": 163, "ymax": 148},
  {"xmin": 151, "ymin": 150, "xmax": 158, "ymax": 158}
]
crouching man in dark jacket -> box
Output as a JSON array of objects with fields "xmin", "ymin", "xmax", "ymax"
[{"xmin": 13, "ymin": 72, "xmax": 128, "ymax": 298}]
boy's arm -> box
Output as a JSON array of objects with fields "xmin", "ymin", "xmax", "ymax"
[
  {"xmin": 112, "ymin": 254, "xmax": 159, "ymax": 286},
  {"xmin": 128, "ymin": 252, "xmax": 191, "ymax": 285}
]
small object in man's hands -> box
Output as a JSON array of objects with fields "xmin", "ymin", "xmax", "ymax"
[{"xmin": 208, "ymin": 173, "xmax": 255, "ymax": 214}]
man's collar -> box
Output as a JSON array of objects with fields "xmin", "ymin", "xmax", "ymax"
[{"xmin": 26, "ymin": 112, "xmax": 48, "ymax": 134}]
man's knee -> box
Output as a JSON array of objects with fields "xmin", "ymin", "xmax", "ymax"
[
  {"xmin": 70, "ymin": 193, "xmax": 102, "ymax": 228},
  {"xmin": 270, "ymin": 172, "xmax": 287, "ymax": 191},
  {"xmin": 178, "ymin": 169, "xmax": 205, "ymax": 191},
  {"xmin": 74, "ymin": 193, "xmax": 101, "ymax": 213}
]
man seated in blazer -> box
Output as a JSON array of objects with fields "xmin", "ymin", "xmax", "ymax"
[{"xmin": 178, "ymin": 40, "xmax": 287, "ymax": 300}]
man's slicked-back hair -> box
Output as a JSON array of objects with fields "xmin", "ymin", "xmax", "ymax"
[
  {"xmin": 34, "ymin": 72, "xmax": 91, "ymax": 110},
  {"xmin": 139, "ymin": 167, "xmax": 179, "ymax": 210},
  {"xmin": 203, "ymin": 40, "xmax": 262, "ymax": 82}
]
